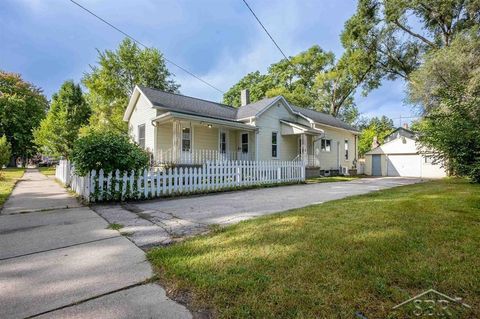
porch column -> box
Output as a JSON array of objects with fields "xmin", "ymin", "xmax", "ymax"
[
  {"xmin": 301, "ymin": 134, "xmax": 308, "ymax": 165},
  {"xmin": 172, "ymin": 120, "xmax": 181, "ymax": 163}
]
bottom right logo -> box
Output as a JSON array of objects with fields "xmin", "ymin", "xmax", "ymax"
[{"xmin": 391, "ymin": 289, "xmax": 473, "ymax": 318}]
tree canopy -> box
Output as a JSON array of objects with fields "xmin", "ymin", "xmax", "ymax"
[
  {"xmin": 342, "ymin": 0, "xmax": 480, "ymax": 82},
  {"xmin": 0, "ymin": 71, "xmax": 47, "ymax": 163},
  {"xmin": 82, "ymin": 38, "xmax": 180, "ymax": 133},
  {"xmin": 223, "ymin": 45, "xmax": 362, "ymax": 124},
  {"xmin": 408, "ymin": 30, "xmax": 480, "ymax": 181},
  {"xmin": 34, "ymin": 80, "xmax": 91, "ymax": 158}
]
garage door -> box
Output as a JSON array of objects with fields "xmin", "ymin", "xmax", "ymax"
[{"xmin": 387, "ymin": 155, "xmax": 422, "ymax": 177}]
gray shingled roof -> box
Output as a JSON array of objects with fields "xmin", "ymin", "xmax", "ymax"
[
  {"xmin": 291, "ymin": 105, "xmax": 359, "ymax": 132},
  {"xmin": 138, "ymin": 86, "xmax": 238, "ymax": 121},
  {"xmin": 236, "ymin": 97, "xmax": 278, "ymax": 119},
  {"xmin": 138, "ymin": 86, "xmax": 358, "ymax": 132}
]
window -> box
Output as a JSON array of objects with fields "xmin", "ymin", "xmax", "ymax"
[
  {"xmin": 220, "ymin": 131, "xmax": 227, "ymax": 154},
  {"xmin": 272, "ymin": 132, "xmax": 278, "ymax": 158},
  {"xmin": 138, "ymin": 124, "xmax": 145, "ymax": 149},
  {"xmin": 182, "ymin": 127, "xmax": 191, "ymax": 152},
  {"xmin": 344, "ymin": 139, "xmax": 349, "ymax": 160},
  {"xmin": 321, "ymin": 139, "xmax": 331, "ymax": 152},
  {"xmin": 241, "ymin": 133, "xmax": 249, "ymax": 153}
]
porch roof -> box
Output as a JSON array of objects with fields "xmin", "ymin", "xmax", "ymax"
[
  {"xmin": 280, "ymin": 120, "xmax": 324, "ymax": 136},
  {"xmin": 152, "ymin": 111, "xmax": 256, "ymax": 131}
]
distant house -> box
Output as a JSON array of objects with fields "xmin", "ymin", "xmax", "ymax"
[
  {"xmin": 123, "ymin": 86, "xmax": 359, "ymax": 176},
  {"xmin": 364, "ymin": 127, "xmax": 447, "ymax": 178}
]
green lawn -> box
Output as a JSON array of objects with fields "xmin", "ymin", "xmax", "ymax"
[
  {"xmin": 306, "ymin": 175, "xmax": 361, "ymax": 184},
  {"xmin": 148, "ymin": 179, "xmax": 480, "ymax": 318},
  {"xmin": 38, "ymin": 166, "xmax": 56, "ymax": 176},
  {"xmin": 0, "ymin": 168, "xmax": 25, "ymax": 208}
]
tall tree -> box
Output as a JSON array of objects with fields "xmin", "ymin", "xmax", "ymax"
[
  {"xmin": 408, "ymin": 30, "xmax": 480, "ymax": 181},
  {"xmin": 342, "ymin": 0, "xmax": 480, "ymax": 82},
  {"xmin": 223, "ymin": 45, "xmax": 361, "ymax": 124},
  {"xmin": 83, "ymin": 38, "xmax": 180, "ymax": 133},
  {"xmin": 0, "ymin": 71, "xmax": 47, "ymax": 164},
  {"xmin": 34, "ymin": 80, "xmax": 91, "ymax": 158}
]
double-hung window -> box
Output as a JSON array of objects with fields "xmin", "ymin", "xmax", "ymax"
[
  {"xmin": 321, "ymin": 139, "xmax": 331, "ymax": 152},
  {"xmin": 344, "ymin": 139, "xmax": 349, "ymax": 160},
  {"xmin": 220, "ymin": 131, "xmax": 227, "ymax": 154},
  {"xmin": 182, "ymin": 127, "xmax": 191, "ymax": 152},
  {"xmin": 271, "ymin": 132, "xmax": 278, "ymax": 158},
  {"xmin": 241, "ymin": 133, "xmax": 249, "ymax": 153},
  {"xmin": 138, "ymin": 124, "xmax": 145, "ymax": 149}
]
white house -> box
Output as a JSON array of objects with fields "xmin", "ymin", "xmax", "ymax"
[
  {"xmin": 364, "ymin": 127, "xmax": 447, "ymax": 178},
  {"xmin": 123, "ymin": 86, "xmax": 359, "ymax": 176}
]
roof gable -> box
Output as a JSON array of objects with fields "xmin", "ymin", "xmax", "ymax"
[{"xmin": 366, "ymin": 135, "xmax": 418, "ymax": 155}]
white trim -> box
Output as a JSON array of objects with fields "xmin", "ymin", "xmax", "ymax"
[
  {"xmin": 123, "ymin": 85, "xmax": 155, "ymax": 122},
  {"xmin": 152, "ymin": 111, "xmax": 256, "ymax": 131},
  {"xmin": 314, "ymin": 122, "xmax": 360, "ymax": 135}
]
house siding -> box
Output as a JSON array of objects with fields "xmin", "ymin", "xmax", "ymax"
[
  {"xmin": 254, "ymin": 101, "xmax": 301, "ymax": 161},
  {"xmin": 314, "ymin": 125, "xmax": 357, "ymax": 170},
  {"xmin": 193, "ymin": 124, "xmax": 219, "ymax": 150},
  {"xmin": 128, "ymin": 94, "xmax": 156, "ymax": 152},
  {"xmin": 156, "ymin": 122, "xmax": 173, "ymax": 150}
]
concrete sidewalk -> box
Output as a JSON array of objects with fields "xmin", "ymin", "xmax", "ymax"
[{"xmin": 0, "ymin": 169, "xmax": 191, "ymax": 319}]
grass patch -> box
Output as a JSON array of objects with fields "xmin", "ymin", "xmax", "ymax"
[
  {"xmin": 0, "ymin": 168, "xmax": 25, "ymax": 208},
  {"xmin": 107, "ymin": 223, "xmax": 124, "ymax": 230},
  {"xmin": 306, "ymin": 175, "xmax": 361, "ymax": 184},
  {"xmin": 38, "ymin": 166, "xmax": 56, "ymax": 176},
  {"xmin": 148, "ymin": 179, "xmax": 480, "ymax": 318}
]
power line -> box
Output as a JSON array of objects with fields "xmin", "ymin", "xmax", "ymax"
[
  {"xmin": 68, "ymin": 0, "xmax": 225, "ymax": 94},
  {"xmin": 241, "ymin": 0, "xmax": 291, "ymax": 62}
]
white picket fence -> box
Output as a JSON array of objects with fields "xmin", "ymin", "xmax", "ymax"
[{"xmin": 56, "ymin": 160, "xmax": 305, "ymax": 202}]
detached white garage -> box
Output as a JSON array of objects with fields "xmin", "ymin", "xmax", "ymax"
[{"xmin": 364, "ymin": 128, "xmax": 447, "ymax": 178}]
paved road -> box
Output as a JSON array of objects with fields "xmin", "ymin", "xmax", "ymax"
[
  {"xmin": 94, "ymin": 177, "xmax": 423, "ymax": 248},
  {"xmin": 0, "ymin": 169, "xmax": 191, "ymax": 319}
]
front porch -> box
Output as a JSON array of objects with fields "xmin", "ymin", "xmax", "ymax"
[{"xmin": 152, "ymin": 112, "xmax": 256, "ymax": 165}]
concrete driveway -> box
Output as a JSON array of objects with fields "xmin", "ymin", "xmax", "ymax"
[
  {"xmin": 0, "ymin": 169, "xmax": 191, "ymax": 319},
  {"xmin": 94, "ymin": 177, "xmax": 422, "ymax": 248}
]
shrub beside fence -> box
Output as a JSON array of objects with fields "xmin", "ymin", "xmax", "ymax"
[{"xmin": 56, "ymin": 160, "xmax": 305, "ymax": 202}]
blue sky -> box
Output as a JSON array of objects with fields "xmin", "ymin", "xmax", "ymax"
[{"xmin": 1, "ymin": 0, "xmax": 417, "ymax": 126}]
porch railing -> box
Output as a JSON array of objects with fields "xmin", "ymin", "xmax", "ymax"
[{"xmin": 156, "ymin": 148, "xmax": 254, "ymax": 165}]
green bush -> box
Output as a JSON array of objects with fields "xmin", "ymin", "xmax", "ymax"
[
  {"xmin": 0, "ymin": 135, "xmax": 12, "ymax": 168},
  {"xmin": 71, "ymin": 131, "xmax": 149, "ymax": 176}
]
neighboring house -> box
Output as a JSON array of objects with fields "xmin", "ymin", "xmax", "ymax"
[
  {"xmin": 364, "ymin": 127, "xmax": 447, "ymax": 178},
  {"xmin": 123, "ymin": 86, "xmax": 359, "ymax": 175}
]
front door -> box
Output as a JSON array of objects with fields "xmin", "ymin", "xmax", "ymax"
[{"xmin": 240, "ymin": 132, "xmax": 249, "ymax": 160}]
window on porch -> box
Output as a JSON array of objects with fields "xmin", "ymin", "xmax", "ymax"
[
  {"xmin": 241, "ymin": 133, "xmax": 248, "ymax": 153},
  {"xmin": 220, "ymin": 131, "xmax": 227, "ymax": 154},
  {"xmin": 182, "ymin": 127, "xmax": 191, "ymax": 152}
]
